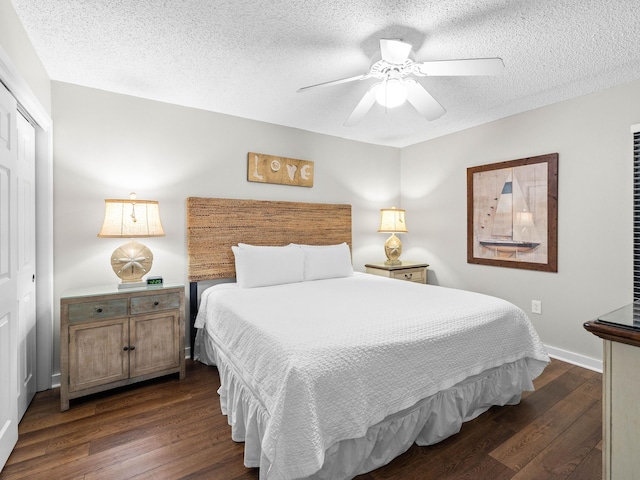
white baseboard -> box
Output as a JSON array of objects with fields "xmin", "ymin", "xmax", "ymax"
[{"xmin": 545, "ymin": 344, "xmax": 602, "ymax": 373}]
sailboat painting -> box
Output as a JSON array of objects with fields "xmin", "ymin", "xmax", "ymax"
[
  {"xmin": 478, "ymin": 171, "xmax": 541, "ymax": 256},
  {"xmin": 467, "ymin": 154, "xmax": 558, "ymax": 272}
]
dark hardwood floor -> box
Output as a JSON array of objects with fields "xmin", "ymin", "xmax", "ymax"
[{"xmin": 0, "ymin": 358, "xmax": 602, "ymax": 480}]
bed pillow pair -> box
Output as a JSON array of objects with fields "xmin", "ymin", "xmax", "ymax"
[{"xmin": 232, "ymin": 242, "xmax": 353, "ymax": 288}]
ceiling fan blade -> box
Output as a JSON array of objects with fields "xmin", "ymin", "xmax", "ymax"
[
  {"xmin": 405, "ymin": 81, "xmax": 446, "ymax": 121},
  {"xmin": 344, "ymin": 88, "xmax": 377, "ymax": 126},
  {"xmin": 297, "ymin": 73, "xmax": 370, "ymax": 93},
  {"xmin": 415, "ymin": 58, "xmax": 504, "ymax": 76},
  {"xmin": 380, "ymin": 39, "xmax": 412, "ymax": 65}
]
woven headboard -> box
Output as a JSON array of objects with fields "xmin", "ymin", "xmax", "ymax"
[{"xmin": 186, "ymin": 197, "xmax": 352, "ymax": 282}]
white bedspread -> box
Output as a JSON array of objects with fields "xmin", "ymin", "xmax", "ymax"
[{"xmin": 195, "ymin": 274, "xmax": 549, "ymax": 479}]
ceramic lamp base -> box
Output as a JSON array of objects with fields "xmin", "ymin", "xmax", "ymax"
[
  {"xmin": 383, "ymin": 233, "xmax": 403, "ymax": 265},
  {"xmin": 110, "ymin": 239, "xmax": 153, "ymax": 286}
]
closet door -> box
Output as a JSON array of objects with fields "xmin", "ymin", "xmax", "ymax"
[
  {"xmin": 0, "ymin": 82, "xmax": 19, "ymax": 469},
  {"xmin": 16, "ymin": 112, "xmax": 36, "ymax": 420}
]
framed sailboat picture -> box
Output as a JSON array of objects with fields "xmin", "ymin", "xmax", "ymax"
[{"xmin": 467, "ymin": 153, "xmax": 558, "ymax": 272}]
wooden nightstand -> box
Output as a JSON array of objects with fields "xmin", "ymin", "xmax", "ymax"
[
  {"xmin": 365, "ymin": 261, "xmax": 429, "ymax": 284},
  {"xmin": 60, "ymin": 284, "xmax": 185, "ymax": 411}
]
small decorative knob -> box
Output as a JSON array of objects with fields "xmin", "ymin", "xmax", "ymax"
[
  {"xmin": 130, "ymin": 345, "xmax": 135, "ymax": 351},
  {"xmin": 154, "ymin": 301, "xmax": 159, "ymax": 306},
  {"xmin": 96, "ymin": 308, "xmax": 103, "ymax": 313},
  {"xmin": 123, "ymin": 346, "xmax": 129, "ymax": 351}
]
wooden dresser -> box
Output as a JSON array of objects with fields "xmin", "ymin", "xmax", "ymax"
[
  {"xmin": 60, "ymin": 284, "xmax": 185, "ymax": 411},
  {"xmin": 584, "ymin": 304, "xmax": 640, "ymax": 480}
]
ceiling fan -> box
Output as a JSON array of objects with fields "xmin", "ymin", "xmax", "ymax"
[{"xmin": 297, "ymin": 39, "xmax": 504, "ymax": 126}]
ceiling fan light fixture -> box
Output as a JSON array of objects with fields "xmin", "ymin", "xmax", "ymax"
[
  {"xmin": 298, "ymin": 39, "xmax": 504, "ymax": 125},
  {"xmin": 374, "ymin": 78, "xmax": 407, "ymax": 108}
]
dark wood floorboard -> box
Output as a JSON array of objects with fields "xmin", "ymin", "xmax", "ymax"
[{"xmin": 0, "ymin": 358, "xmax": 602, "ymax": 480}]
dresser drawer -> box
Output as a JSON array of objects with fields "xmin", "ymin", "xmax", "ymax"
[
  {"xmin": 130, "ymin": 292, "xmax": 181, "ymax": 315},
  {"xmin": 390, "ymin": 267, "xmax": 425, "ymax": 283},
  {"xmin": 67, "ymin": 299, "xmax": 129, "ymax": 323}
]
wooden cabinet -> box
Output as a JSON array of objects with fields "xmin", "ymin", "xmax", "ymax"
[
  {"xmin": 604, "ymin": 340, "xmax": 640, "ymax": 480},
  {"xmin": 365, "ymin": 261, "xmax": 429, "ymax": 284},
  {"xmin": 584, "ymin": 306, "xmax": 640, "ymax": 480},
  {"xmin": 60, "ymin": 285, "xmax": 185, "ymax": 411}
]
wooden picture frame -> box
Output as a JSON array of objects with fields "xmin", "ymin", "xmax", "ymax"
[{"xmin": 467, "ymin": 153, "xmax": 558, "ymax": 272}]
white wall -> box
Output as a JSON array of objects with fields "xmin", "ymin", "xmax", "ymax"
[
  {"xmin": 0, "ymin": 0, "xmax": 50, "ymax": 114},
  {"xmin": 51, "ymin": 81, "xmax": 401, "ymax": 375},
  {"xmin": 401, "ymin": 78, "xmax": 640, "ymax": 366}
]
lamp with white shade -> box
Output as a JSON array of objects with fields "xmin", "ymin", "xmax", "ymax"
[
  {"xmin": 97, "ymin": 193, "xmax": 165, "ymax": 288},
  {"xmin": 378, "ymin": 207, "xmax": 408, "ymax": 265}
]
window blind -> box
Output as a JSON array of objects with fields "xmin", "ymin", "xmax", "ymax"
[{"xmin": 634, "ymin": 129, "xmax": 640, "ymax": 301}]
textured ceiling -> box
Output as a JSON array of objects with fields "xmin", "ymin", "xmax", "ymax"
[{"xmin": 9, "ymin": 0, "xmax": 640, "ymax": 147}]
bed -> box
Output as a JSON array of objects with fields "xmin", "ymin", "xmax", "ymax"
[{"xmin": 187, "ymin": 197, "xmax": 549, "ymax": 480}]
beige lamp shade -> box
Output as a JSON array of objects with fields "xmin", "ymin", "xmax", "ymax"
[
  {"xmin": 378, "ymin": 207, "xmax": 408, "ymax": 234},
  {"xmin": 98, "ymin": 193, "xmax": 165, "ymax": 288},
  {"xmin": 97, "ymin": 196, "xmax": 165, "ymax": 238},
  {"xmin": 378, "ymin": 207, "xmax": 408, "ymax": 265}
]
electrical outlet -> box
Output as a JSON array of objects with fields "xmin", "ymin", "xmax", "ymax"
[{"xmin": 531, "ymin": 300, "xmax": 542, "ymax": 315}]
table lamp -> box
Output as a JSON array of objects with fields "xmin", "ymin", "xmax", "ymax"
[
  {"xmin": 378, "ymin": 207, "xmax": 408, "ymax": 265},
  {"xmin": 97, "ymin": 193, "xmax": 165, "ymax": 288}
]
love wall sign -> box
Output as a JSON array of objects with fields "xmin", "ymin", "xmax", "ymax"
[{"xmin": 247, "ymin": 152, "xmax": 314, "ymax": 188}]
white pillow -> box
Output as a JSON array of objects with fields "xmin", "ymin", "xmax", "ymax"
[
  {"xmin": 232, "ymin": 244, "xmax": 304, "ymax": 288},
  {"xmin": 297, "ymin": 243, "xmax": 353, "ymax": 281}
]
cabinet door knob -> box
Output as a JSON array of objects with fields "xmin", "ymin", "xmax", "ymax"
[
  {"xmin": 123, "ymin": 346, "xmax": 129, "ymax": 351},
  {"xmin": 96, "ymin": 308, "xmax": 103, "ymax": 313},
  {"xmin": 130, "ymin": 345, "xmax": 135, "ymax": 351},
  {"xmin": 153, "ymin": 301, "xmax": 159, "ymax": 306}
]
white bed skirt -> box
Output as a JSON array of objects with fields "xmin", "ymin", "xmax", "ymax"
[{"xmin": 195, "ymin": 329, "xmax": 541, "ymax": 480}]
